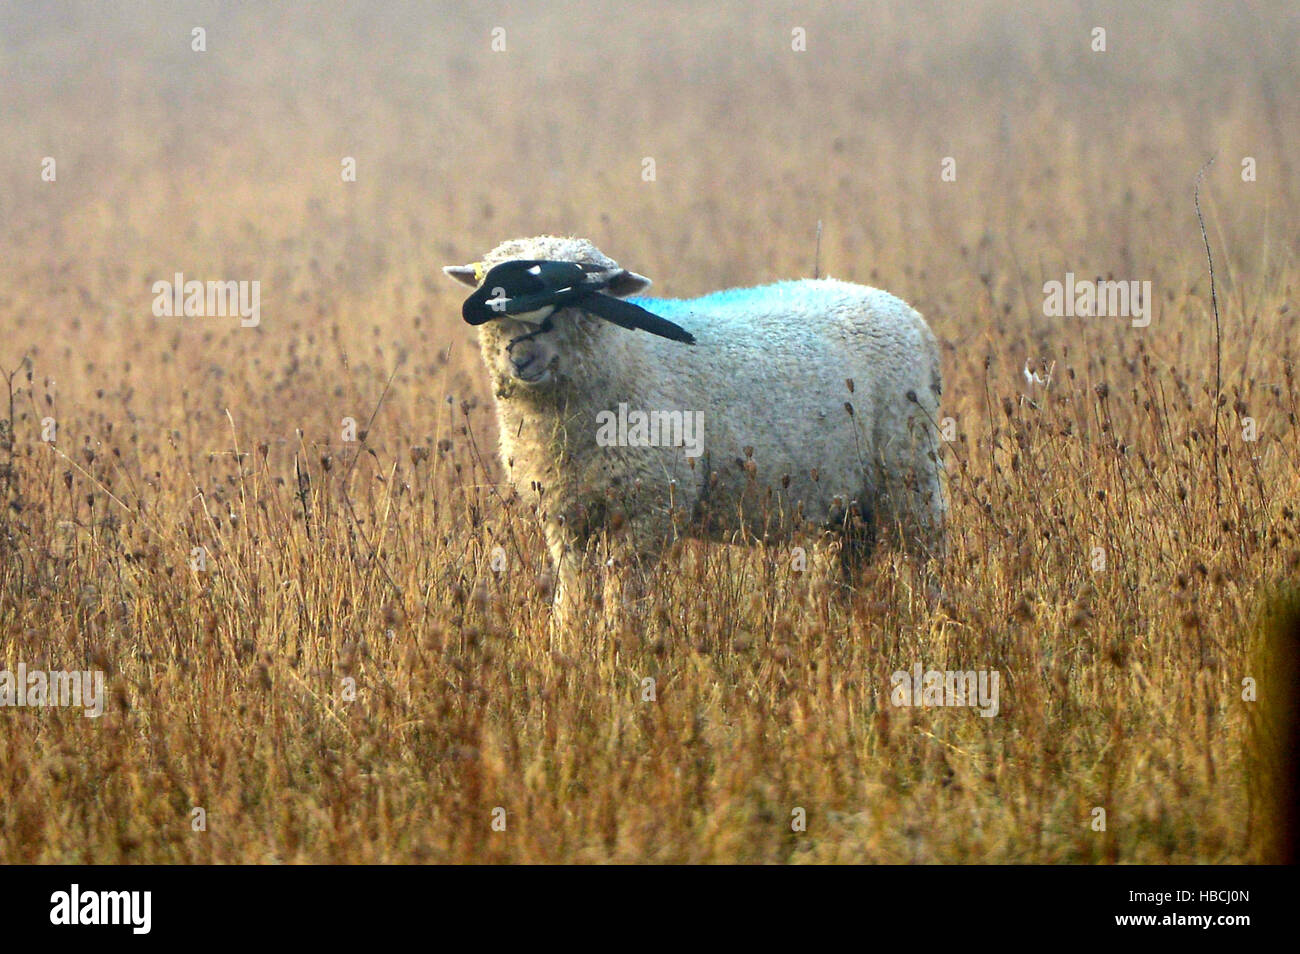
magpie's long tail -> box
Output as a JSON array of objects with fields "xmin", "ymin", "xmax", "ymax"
[{"xmin": 581, "ymin": 294, "xmax": 696, "ymax": 345}]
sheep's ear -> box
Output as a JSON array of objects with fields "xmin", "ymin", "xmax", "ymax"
[
  {"xmin": 442, "ymin": 264, "xmax": 482, "ymax": 288},
  {"xmin": 606, "ymin": 269, "xmax": 652, "ymax": 297}
]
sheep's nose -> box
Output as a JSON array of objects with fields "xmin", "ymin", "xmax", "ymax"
[{"xmin": 508, "ymin": 341, "xmax": 547, "ymax": 380}]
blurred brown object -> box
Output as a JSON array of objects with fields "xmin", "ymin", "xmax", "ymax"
[{"xmin": 1253, "ymin": 589, "xmax": 1300, "ymax": 864}]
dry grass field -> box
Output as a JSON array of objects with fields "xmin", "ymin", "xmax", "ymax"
[{"xmin": 1, "ymin": 1, "xmax": 1297, "ymax": 863}]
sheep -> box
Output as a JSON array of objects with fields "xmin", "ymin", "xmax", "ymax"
[{"xmin": 444, "ymin": 235, "xmax": 945, "ymax": 630}]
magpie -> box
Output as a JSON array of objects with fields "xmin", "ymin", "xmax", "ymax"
[{"xmin": 461, "ymin": 259, "xmax": 696, "ymax": 345}]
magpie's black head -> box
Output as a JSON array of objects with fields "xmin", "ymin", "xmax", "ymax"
[{"xmin": 443, "ymin": 236, "xmax": 661, "ymax": 388}]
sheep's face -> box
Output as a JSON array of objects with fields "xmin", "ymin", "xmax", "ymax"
[
  {"xmin": 443, "ymin": 236, "xmax": 652, "ymax": 390},
  {"xmin": 486, "ymin": 316, "xmax": 564, "ymax": 386},
  {"xmin": 475, "ymin": 309, "xmax": 617, "ymax": 389}
]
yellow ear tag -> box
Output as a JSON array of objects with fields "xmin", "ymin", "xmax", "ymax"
[{"xmin": 472, "ymin": 262, "xmax": 487, "ymax": 283}]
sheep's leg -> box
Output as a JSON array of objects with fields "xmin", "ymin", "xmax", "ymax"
[
  {"xmin": 805, "ymin": 536, "xmax": 850, "ymax": 596},
  {"xmin": 549, "ymin": 560, "xmax": 582, "ymax": 639},
  {"xmin": 900, "ymin": 464, "xmax": 947, "ymax": 562},
  {"xmin": 598, "ymin": 512, "xmax": 672, "ymax": 637},
  {"xmin": 543, "ymin": 525, "xmax": 662, "ymax": 646},
  {"xmin": 874, "ymin": 456, "xmax": 947, "ymax": 605},
  {"xmin": 834, "ymin": 497, "xmax": 877, "ymax": 585},
  {"xmin": 801, "ymin": 521, "xmax": 885, "ymax": 600},
  {"xmin": 543, "ymin": 524, "xmax": 586, "ymax": 652},
  {"xmin": 601, "ymin": 557, "xmax": 650, "ymax": 633},
  {"xmin": 871, "ymin": 439, "xmax": 945, "ymax": 559}
]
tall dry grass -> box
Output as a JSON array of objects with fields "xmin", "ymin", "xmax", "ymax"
[{"xmin": 0, "ymin": 0, "xmax": 1297, "ymax": 862}]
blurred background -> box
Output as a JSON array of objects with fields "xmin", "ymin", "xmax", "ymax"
[{"xmin": 2, "ymin": 0, "xmax": 1296, "ymax": 441}]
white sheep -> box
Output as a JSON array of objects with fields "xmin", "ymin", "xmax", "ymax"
[{"xmin": 444, "ymin": 235, "xmax": 945, "ymax": 626}]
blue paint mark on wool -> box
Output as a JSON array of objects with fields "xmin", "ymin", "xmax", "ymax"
[{"xmin": 627, "ymin": 280, "xmax": 846, "ymax": 321}]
